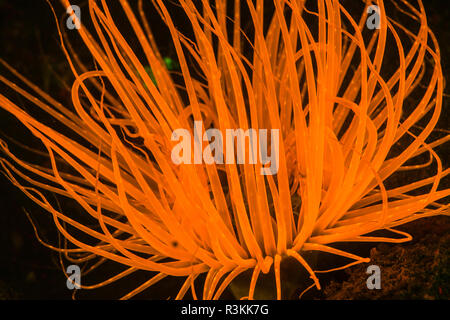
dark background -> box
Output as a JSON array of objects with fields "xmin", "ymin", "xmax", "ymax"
[{"xmin": 0, "ymin": 0, "xmax": 448, "ymax": 299}]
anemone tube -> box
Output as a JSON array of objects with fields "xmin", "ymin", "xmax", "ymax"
[{"xmin": 0, "ymin": 0, "xmax": 448, "ymax": 300}]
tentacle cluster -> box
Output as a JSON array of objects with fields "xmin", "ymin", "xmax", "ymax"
[{"xmin": 0, "ymin": 0, "xmax": 448, "ymax": 299}]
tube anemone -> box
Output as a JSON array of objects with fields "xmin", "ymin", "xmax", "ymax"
[{"xmin": 0, "ymin": 0, "xmax": 448, "ymax": 299}]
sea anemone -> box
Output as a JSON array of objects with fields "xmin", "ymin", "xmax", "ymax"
[{"xmin": 0, "ymin": 0, "xmax": 448, "ymax": 299}]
